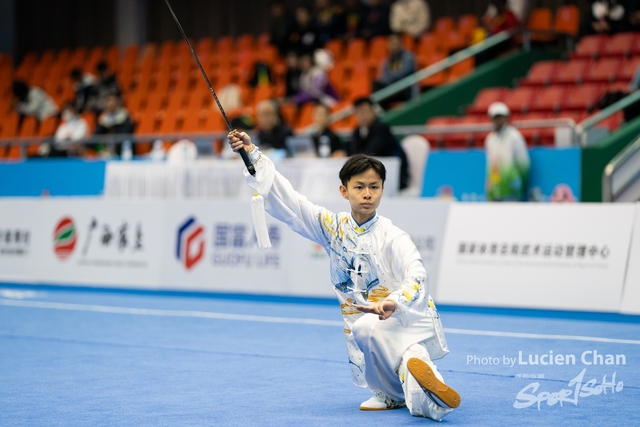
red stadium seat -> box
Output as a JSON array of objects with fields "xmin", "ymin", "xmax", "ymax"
[
  {"xmin": 530, "ymin": 86, "xmax": 567, "ymax": 113},
  {"xmin": 618, "ymin": 57, "xmax": 640, "ymax": 83},
  {"xmin": 503, "ymin": 87, "xmax": 537, "ymax": 113},
  {"xmin": 584, "ymin": 58, "xmax": 622, "ymax": 83},
  {"xmin": 467, "ymin": 87, "xmax": 508, "ymax": 114},
  {"xmin": 521, "ymin": 60, "xmax": 562, "ymax": 86},
  {"xmin": 593, "ymin": 110, "xmax": 624, "ymax": 132},
  {"xmin": 572, "ymin": 34, "xmax": 607, "ymax": 59},
  {"xmin": 601, "ymin": 32, "xmax": 639, "ymax": 58},
  {"xmin": 563, "ymin": 84, "xmax": 604, "ymax": 111},
  {"xmin": 555, "ymin": 110, "xmax": 588, "ymax": 124},
  {"xmin": 552, "ymin": 59, "xmax": 589, "ymax": 84},
  {"xmin": 423, "ymin": 116, "xmax": 456, "ymax": 147}
]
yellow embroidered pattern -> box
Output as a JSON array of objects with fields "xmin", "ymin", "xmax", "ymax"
[{"xmin": 367, "ymin": 286, "xmax": 390, "ymax": 302}]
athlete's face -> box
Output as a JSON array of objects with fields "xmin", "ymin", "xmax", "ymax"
[{"xmin": 340, "ymin": 168, "xmax": 384, "ymax": 224}]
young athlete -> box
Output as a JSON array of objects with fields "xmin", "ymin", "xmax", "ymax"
[{"xmin": 227, "ymin": 131, "xmax": 460, "ymax": 420}]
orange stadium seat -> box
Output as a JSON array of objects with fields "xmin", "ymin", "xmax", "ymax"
[
  {"xmin": 369, "ymin": 36, "xmax": 389, "ymax": 63},
  {"xmin": 554, "ymin": 5, "xmax": 580, "ymax": 37},
  {"xmin": 135, "ymin": 110, "xmax": 159, "ymax": 134},
  {"xmin": 324, "ymin": 39, "xmax": 344, "ymax": 61},
  {"xmin": 345, "ymin": 38, "xmax": 367, "ymax": 62},
  {"xmin": 295, "ymin": 103, "xmax": 315, "ymax": 130},
  {"xmin": 280, "ymin": 103, "xmax": 297, "ymax": 127},
  {"xmin": 37, "ymin": 116, "xmax": 58, "ymax": 137},
  {"xmin": 18, "ymin": 116, "xmax": 38, "ymax": 138},
  {"xmin": 416, "ymin": 33, "xmax": 438, "ymax": 58},
  {"xmin": 457, "ymin": 14, "xmax": 478, "ymax": 39},
  {"xmin": 442, "ymin": 30, "xmax": 467, "ymax": 52},
  {"xmin": 527, "ymin": 8, "xmax": 554, "ymax": 42},
  {"xmin": 418, "ymin": 52, "xmax": 448, "ymax": 87},
  {"xmin": 433, "ymin": 16, "xmax": 455, "ymax": 41},
  {"xmin": 448, "ymin": 57, "xmax": 474, "ymax": 82}
]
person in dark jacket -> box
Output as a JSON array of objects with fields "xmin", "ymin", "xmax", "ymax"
[
  {"xmin": 349, "ymin": 97, "xmax": 408, "ymax": 189},
  {"xmin": 311, "ymin": 102, "xmax": 344, "ymax": 157},
  {"xmin": 255, "ymin": 99, "xmax": 294, "ymax": 154}
]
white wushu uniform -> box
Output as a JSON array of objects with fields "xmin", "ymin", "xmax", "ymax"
[{"xmin": 243, "ymin": 147, "xmax": 453, "ymax": 420}]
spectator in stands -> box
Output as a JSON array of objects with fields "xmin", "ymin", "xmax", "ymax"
[
  {"xmin": 629, "ymin": 0, "xmax": 640, "ymax": 31},
  {"xmin": 580, "ymin": 0, "xmax": 627, "ymax": 36},
  {"xmin": 285, "ymin": 52, "xmax": 301, "ymax": 97},
  {"xmin": 390, "ymin": 0, "xmax": 431, "ymax": 38},
  {"xmin": 372, "ymin": 32, "xmax": 417, "ymax": 109},
  {"xmin": 481, "ymin": 0, "xmax": 519, "ymax": 35},
  {"xmin": 70, "ymin": 68, "xmax": 97, "ymax": 112},
  {"xmin": 484, "ymin": 102, "xmax": 530, "ymax": 202},
  {"xmin": 269, "ymin": 1, "xmax": 290, "ymax": 55},
  {"xmin": 349, "ymin": 97, "xmax": 409, "ymax": 189},
  {"xmin": 290, "ymin": 53, "xmax": 339, "ymax": 107},
  {"xmin": 40, "ymin": 102, "xmax": 89, "ymax": 157},
  {"xmin": 95, "ymin": 95, "xmax": 134, "ymax": 135},
  {"xmin": 255, "ymin": 99, "xmax": 294, "ymax": 153},
  {"xmin": 342, "ymin": 0, "xmax": 363, "ymax": 39},
  {"xmin": 314, "ymin": 0, "xmax": 343, "ymax": 44},
  {"xmin": 286, "ymin": 5, "xmax": 321, "ymax": 56},
  {"xmin": 11, "ymin": 80, "xmax": 58, "ymax": 121},
  {"xmin": 360, "ymin": 0, "xmax": 391, "ymax": 39},
  {"xmin": 311, "ymin": 102, "xmax": 345, "ymax": 157},
  {"xmin": 94, "ymin": 61, "xmax": 122, "ymax": 114}
]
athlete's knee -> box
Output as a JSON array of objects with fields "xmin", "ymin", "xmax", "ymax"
[{"xmin": 351, "ymin": 313, "xmax": 378, "ymax": 344}]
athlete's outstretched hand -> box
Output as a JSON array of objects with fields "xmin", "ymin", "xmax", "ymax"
[
  {"xmin": 356, "ymin": 300, "xmax": 396, "ymax": 320},
  {"xmin": 227, "ymin": 131, "xmax": 254, "ymax": 153}
]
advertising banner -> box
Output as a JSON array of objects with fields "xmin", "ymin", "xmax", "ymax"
[
  {"xmin": 35, "ymin": 199, "xmax": 165, "ymax": 287},
  {"xmin": 436, "ymin": 203, "xmax": 636, "ymax": 312},
  {"xmin": 620, "ymin": 204, "xmax": 640, "ymax": 315},
  {"xmin": 0, "ymin": 200, "xmax": 39, "ymax": 283}
]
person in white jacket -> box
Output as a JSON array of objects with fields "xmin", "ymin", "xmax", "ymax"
[{"xmin": 227, "ymin": 131, "xmax": 460, "ymax": 421}]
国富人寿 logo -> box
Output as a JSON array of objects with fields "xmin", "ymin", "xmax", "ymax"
[{"xmin": 53, "ymin": 217, "xmax": 77, "ymax": 260}]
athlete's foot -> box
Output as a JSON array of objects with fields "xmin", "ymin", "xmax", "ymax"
[
  {"xmin": 407, "ymin": 358, "xmax": 461, "ymax": 408},
  {"xmin": 359, "ymin": 392, "xmax": 406, "ymax": 411}
]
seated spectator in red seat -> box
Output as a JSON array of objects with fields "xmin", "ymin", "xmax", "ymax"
[
  {"xmin": 289, "ymin": 53, "xmax": 339, "ymax": 107},
  {"xmin": 360, "ymin": 0, "xmax": 391, "ymax": 39},
  {"xmin": 94, "ymin": 61, "xmax": 122, "ymax": 114},
  {"xmin": 484, "ymin": 102, "xmax": 530, "ymax": 202},
  {"xmin": 482, "ymin": 0, "xmax": 519, "ymax": 35},
  {"xmin": 70, "ymin": 68, "xmax": 97, "ymax": 112},
  {"xmin": 349, "ymin": 97, "xmax": 409, "ymax": 189},
  {"xmin": 372, "ymin": 33, "xmax": 417, "ymax": 109},
  {"xmin": 40, "ymin": 102, "xmax": 89, "ymax": 158},
  {"xmin": 255, "ymin": 100, "xmax": 294, "ymax": 154},
  {"xmin": 390, "ymin": 0, "xmax": 431, "ymax": 38},
  {"xmin": 311, "ymin": 102, "xmax": 345, "ymax": 157},
  {"xmin": 12, "ymin": 80, "xmax": 58, "ymax": 121}
]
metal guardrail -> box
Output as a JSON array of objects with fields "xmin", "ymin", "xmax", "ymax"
[{"xmin": 602, "ymin": 135, "xmax": 640, "ymax": 202}]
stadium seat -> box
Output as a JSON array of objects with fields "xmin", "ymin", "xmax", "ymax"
[
  {"xmin": 134, "ymin": 110, "xmax": 158, "ymax": 134},
  {"xmin": 418, "ymin": 52, "xmax": 448, "ymax": 87},
  {"xmin": 554, "ymin": 5, "xmax": 580, "ymax": 37},
  {"xmin": 573, "ymin": 34, "xmax": 607, "ymax": 59},
  {"xmin": 527, "ymin": 8, "xmax": 554, "ymax": 42},
  {"xmin": 416, "ymin": 33, "xmax": 438, "ymax": 58},
  {"xmin": 555, "ymin": 110, "xmax": 588, "ymax": 124},
  {"xmin": 433, "ymin": 16, "xmax": 455, "ymax": 41},
  {"xmin": 618, "ymin": 57, "xmax": 640, "ymax": 83},
  {"xmin": 601, "ymin": 32, "xmax": 639, "ymax": 58},
  {"xmin": 457, "ymin": 14, "xmax": 478, "ymax": 39},
  {"xmin": 295, "ymin": 103, "xmax": 315, "ymax": 130},
  {"xmin": 552, "ymin": 59, "xmax": 589, "ymax": 84},
  {"xmin": 37, "ymin": 116, "xmax": 58, "ymax": 137},
  {"xmin": 564, "ymin": 84, "xmax": 604, "ymax": 111},
  {"xmin": 324, "ymin": 39, "xmax": 344, "ymax": 61},
  {"xmin": 467, "ymin": 86, "xmax": 508, "ymax": 114},
  {"xmin": 345, "ymin": 38, "xmax": 367, "ymax": 61},
  {"xmin": 0, "ymin": 113, "xmax": 20, "ymax": 138},
  {"xmin": 448, "ymin": 57, "xmax": 474, "ymax": 82},
  {"xmin": 521, "ymin": 60, "xmax": 562, "ymax": 86},
  {"xmin": 423, "ymin": 116, "xmax": 456, "ymax": 147},
  {"xmin": 593, "ymin": 110, "xmax": 623, "ymax": 131},
  {"xmin": 584, "ymin": 58, "xmax": 622, "ymax": 83},
  {"xmin": 18, "ymin": 116, "xmax": 38, "ymax": 138},
  {"xmin": 503, "ymin": 87, "xmax": 537, "ymax": 113},
  {"xmin": 530, "ymin": 86, "xmax": 567, "ymax": 113},
  {"xmin": 368, "ymin": 36, "xmax": 388, "ymax": 63}
]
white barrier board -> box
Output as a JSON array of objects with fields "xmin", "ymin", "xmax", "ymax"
[
  {"xmin": 0, "ymin": 197, "xmax": 449, "ymax": 299},
  {"xmin": 436, "ymin": 203, "xmax": 636, "ymax": 312},
  {"xmin": 620, "ymin": 204, "xmax": 640, "ymax": 315}
]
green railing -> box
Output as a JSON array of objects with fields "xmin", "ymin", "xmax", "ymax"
[{"xmin": 602, "ymin": 135, "xmax": 640, "ymax": 202}]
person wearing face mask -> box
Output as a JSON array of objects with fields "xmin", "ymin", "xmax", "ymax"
[
  {"xmin": 38, "ymin": 102, "xmax": 89, "ymax": 158},
  {"xmin": 94, "ymin": 95, "xmax": 135, "ymax": 156},
  {"xmin": 484, "ymin": 102, "xmax": 530, "ymax": 202}
]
